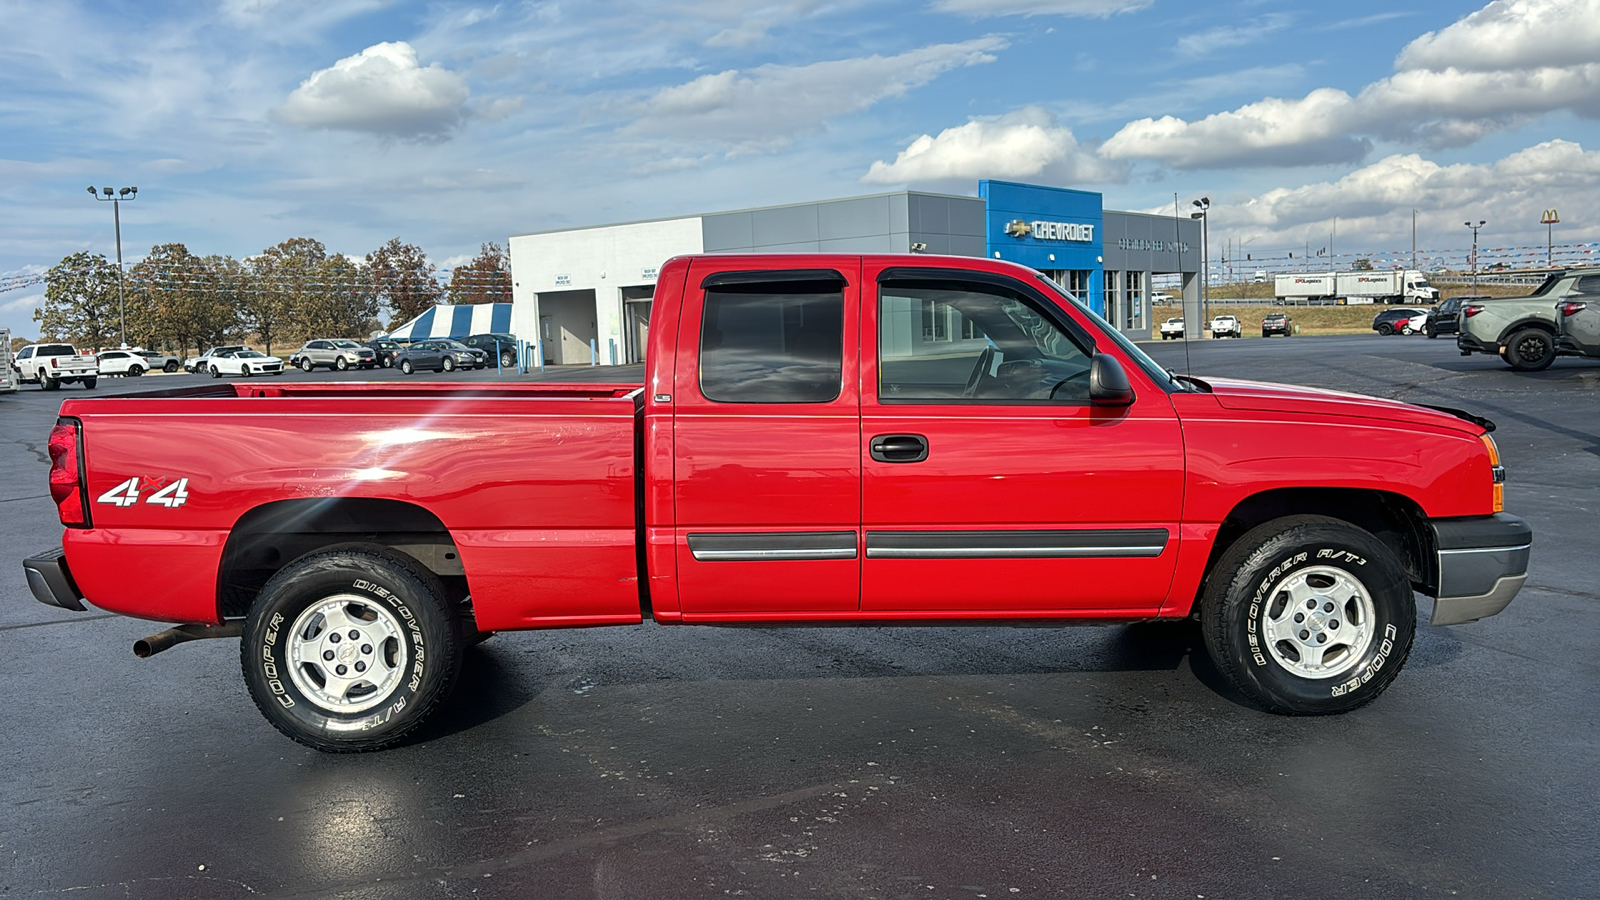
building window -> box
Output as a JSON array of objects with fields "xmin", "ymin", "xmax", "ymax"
[
  {"xmin": 879, "ymin": 282, "xmax": 1091, "ymax": 403},
  {"xmin": 1125, "ymin": 271, "xmax": 1144, "ymax": 330},
  {"xmin": 699, "ymin": 280, "xmax": 844, "ymax": 404},
  {"xmin": 1103, "ymin": 270, "xmax": 1120, "ymax": 321}
]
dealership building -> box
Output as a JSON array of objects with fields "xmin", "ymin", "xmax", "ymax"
[{"xmin": 508, "ymin": 180, "xmax": 1202, "ymax": 366}]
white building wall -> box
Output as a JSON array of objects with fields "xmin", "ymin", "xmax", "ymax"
[{"xmin": 508, "ymin": 218, "xmax": 705, "ymax": 364}]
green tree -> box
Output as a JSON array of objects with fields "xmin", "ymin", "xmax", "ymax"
[
  {"xmin": 447, "ymin": 242, "xmax": 512, "ymax": 305},
  {"xmin": 36, "ymin": 251, "xmax": 120, "ymax": 348},
  {"xmin": 127, "ymin": 243, "xmax": 238, "ymax": 353},
  {"xmin": 367, "ymin": 238, "xmax": 444, "ymax": 326},
  {"xmin": 247, "ymin": 237, "xmax": 328, "ymax": 353},
  {"xmin": 291, "ymin": 253, "xmax": 377, "ymax": 338}
]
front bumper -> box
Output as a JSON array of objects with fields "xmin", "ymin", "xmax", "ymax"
[
  {"xmin": 22, "ymin": 547, "xmax": 87, "ymax": 612},
  {"xmin": 1429, "ymin": 513, "xmax": 1531, "ymax": 625}
]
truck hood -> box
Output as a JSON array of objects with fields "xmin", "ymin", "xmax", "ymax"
[{"xmin": 1205, "ymin": 378, "xmax": 1488, "ymax": 435}]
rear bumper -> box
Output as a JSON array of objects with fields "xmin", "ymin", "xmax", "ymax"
[
  {"xmin": 22, "ymin": 547, "xmax": 88, "ymax": 612},
  {"xmin": 1429, "ymin": 513, "xmax": 1531, "ymax": 625},
  {"xmin": 1455, "ymin": 332, "xmax": 1498, "ymax": 355}
]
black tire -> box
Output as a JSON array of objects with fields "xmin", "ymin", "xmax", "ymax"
[
  {"xmin": 1376, "ymin": 323, "xmax": 1394, "ymax": 336},
  {"xmin": 499, "ymin": 350, "xmax": 515, "ymax": 367},
  {"xmin": 240, "ymin": 364, "xmax": 253, "ymax": 377},
  {"xmin": 1425, "ymin": 326, "xmax": 1437, "ymax": 339},
  {"xmin": 240, "ymin": 547, "xmax": 463, "ymax": 752},
  {"xmin": 42, "ymin": 376, "xmax": 59, "ymax": 391},
  {"xmin": 1504, "ymin": 328, "xmax": 1557, "ymax": 372},
  {"xmin": 164, "ymin": 360, "xmax": 180, "ymax": 372},
  {"xmin": 335, "ymin": 357, "xmax": 349, "ymax": 371},
  {"xmin": 300, "ymin": 358, "xmax": 315, "ymax": 372},
  {"xmin": 128, "ymin": 364, "xmax": 144, "ymax": 377},
  {"xmin": 399, "ymin": 359, "xmax": 414, "ymax": 375},
  {"xmin": 381, "ymin": 356, "xmax": 393, "ymax": 368},
  {"xmin": 442, "ymin": 357, "xmax": 456, "ymax": 373},
  {"xmin": 82, "ymin": 376, "xmax": 97, "ymax": 389},
  {"xmin": 1200, "ymin": 515, "xmax": 1415, "ymax": 715},
  {"xmin": 210, "ymin": 364, "xmax": 222, "ymax": 378}
]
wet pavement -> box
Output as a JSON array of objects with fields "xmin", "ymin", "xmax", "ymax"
[{"xmin": 2, "ymin": 338, "xmax": 1596, "ymax": 898}]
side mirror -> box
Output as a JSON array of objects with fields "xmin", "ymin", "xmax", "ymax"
[{"xmin": 1089, "ymin": 354, "xmax": 1135, "ymax": 407}]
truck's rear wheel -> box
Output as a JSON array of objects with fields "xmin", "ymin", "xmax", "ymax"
[
  {"xmin": 241, "ymin": 547, "xmax": 463, "ymax": 752},
  {"xmin": 1504, "ymin": 328, "xmax": 1557, "ymax": 371},
  {"xmin": 42, "ymin": 376, "xmax": 59, "ymax": 391},
  {"xmin": 1201, "ymin": 515, "xmax": 1414, "ymax": 715}
]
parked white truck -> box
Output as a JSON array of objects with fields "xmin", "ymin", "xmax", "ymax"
[
  {"xmin": 14, "ymin": 342, "xmax": 99, "ymax": 390},
  {"xmin": 1275, "ymin": 270, "xmax": 1439, "ymax": 305}
]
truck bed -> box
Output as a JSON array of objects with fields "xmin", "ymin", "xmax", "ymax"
[{"xmin": 58, "ymin": 381, "xmax": 647, "ymax": 629}]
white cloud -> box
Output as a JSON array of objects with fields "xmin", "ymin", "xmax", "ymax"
[
  {"xmin": 625, "ymin": 37, "xmax": 1007, "ymax": 154},
  {"xmin": 862, "ymin": 106, "xmax": 1127, "ymax": 187},
  {"xmin": 1225, "ymin": 140, "xmax": 1600, "ymax": 244},
  {"xmin": 276, "ymin": 42, "xmax": 471, "ymax": 139},
  {"xmin": 1101, "ymin": 88, "xmax": 1370, "ymax": 168},
  {"xmin": 704, "ymin": 0, "xmax": 834, "ymax": 47},
  {"xmin": 1397, "ymin": 0, "xmax": 1600, "ymax": 71},
  {"xmin": 1102, "ymin": 0, "xmax": 1600, "ymax": 168},
  {"xmin": 1176, "ymin": 14, "xmax": 1293, "ymax": 58},
  {"xmin": 931, "ymin": 0, "xmax": 1151, "ymax": 16}
]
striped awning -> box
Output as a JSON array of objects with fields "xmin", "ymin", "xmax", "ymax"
[{"xmin": 386, "ymin": 303, "xmax": 513, "ymax": 341}]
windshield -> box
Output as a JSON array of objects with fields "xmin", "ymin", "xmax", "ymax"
[
  {"xmin": 1035, "ymin": 276, "xmax": 1177, "ymax": 392},
  {"xmin": 237, "ymin": 350, "xmax": 265, "ymax": 358}
]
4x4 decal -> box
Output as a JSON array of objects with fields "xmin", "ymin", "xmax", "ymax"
[{"xmin": 97, "ymin": 476, "xmax": 191, "ymax": 508}]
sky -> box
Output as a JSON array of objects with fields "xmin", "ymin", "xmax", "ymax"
[{"xmin": 4, "ymin": 0, "xmax": 1600, "ymax": 338}]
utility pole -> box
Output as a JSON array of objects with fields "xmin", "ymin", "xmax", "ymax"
[
  {"xmin": 87, "ymin": 185, "xmax": 138, "ymax": 348},
  {"xmin": 1411, "ymin": 209, "xmax": 1418, "ymax": 270},
  {"xmin": 1465, "ymin": 220, "xmax": 1486, "ymax": 294},
  {"xmin": 1191, "ymin": 198, "xmax": 1210, "ymax": 330}
]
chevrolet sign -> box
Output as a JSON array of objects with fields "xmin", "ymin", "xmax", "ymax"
[{"xmin": 1006, "ymin": 219, "xmax": 1093, "ymax": 242}]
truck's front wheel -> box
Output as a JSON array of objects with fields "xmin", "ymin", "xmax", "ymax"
[
  {"xmin": 1201, "ymin": 516, "xmax": 1414, "ymax": 715},
  {"xmin": 241, "ymin": 547, "xmax": 463, "ymax": 752}
]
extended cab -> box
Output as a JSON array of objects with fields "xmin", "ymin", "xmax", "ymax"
[
  {"xmin": 15, "ymin": 342, "xmax": 98, "ymax": 390},
  {"xmin": 1458, "ymin": 268, "xmax": 1600, "ymax": 370},
  {"xmin": 24, "ymin": 254, "xmax": 1531, "ymax": 752}
]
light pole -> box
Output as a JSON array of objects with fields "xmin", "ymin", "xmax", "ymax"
[
  {"xmin": 1411, "ymin": 209, "xmax": 1418, "ymax": 270},
  {"xmin": 1191, "ymin": 197, "xmax": 1210, "ymax": 335},
  {"xmin": 88, "ymin": 185, "xmax": 137, "ymax": 348},
  {"xmin": 1464, "ymin": 220, "xmax": 1485, "ymax": 294},
  {"xmin": 1541, "ymin": 209, "xmax": 1560, "ymax": 268}
]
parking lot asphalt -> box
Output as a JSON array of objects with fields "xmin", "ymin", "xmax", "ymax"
[{"xmin": 2, "ymin": 336, "xmax": 1596, "ymax": 899}]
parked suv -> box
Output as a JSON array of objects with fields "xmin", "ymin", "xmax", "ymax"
[
  {"xmin": 1424, "ymin": 295, "xmax": 1488, "ymax": 339},
  {"xmin": 1261, "ymin": 312, "xmax": 1293, "ymax": 337},
  {"xmin": 291, "ymin": 339, "xmax": 377, "ymax": 372},
  {"xmin": 1371, "ymin": 307, "xmax": 1427, "ymax": 336},
  {"xmin": 363, "ymin": 338, "xmax": 404, "ymax": 368},
  {"xmin": 1459, "ymin": 268, "xmax": 1600, "ymax": 371},
  {"xmin": 458, "ymin": 333, "xmax": 518, "ymax": 367}
]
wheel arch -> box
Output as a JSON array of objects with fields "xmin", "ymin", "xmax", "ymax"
[
  {"xmin": 217, "ymin": 497, "xmax": 466, "ymax": 620},
  {"xmin": 1495, "ymin": 316, "xmax": 1557, "ymax": 344},
  {"xmin": 1198, "ymin": 488, "xmax": 1436, "ymax": 610}
]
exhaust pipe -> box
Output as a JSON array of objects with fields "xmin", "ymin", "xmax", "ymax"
[{"xmin": 134, "ymin": 621, "xmax": 245, "ymax": 658}]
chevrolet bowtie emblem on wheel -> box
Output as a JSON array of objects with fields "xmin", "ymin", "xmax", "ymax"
[{"xmin": 1004, "ymin": 219, "xmax": 1032, "ymax": 238}]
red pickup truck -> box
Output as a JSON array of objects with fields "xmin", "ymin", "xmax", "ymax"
[{"xmin": 24, "ymin": 253, "xmax": 1531, "ymax": 752}]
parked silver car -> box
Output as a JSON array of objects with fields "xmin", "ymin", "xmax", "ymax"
[{"xmin": 290, "ymin": 339, "xmax": 377, "ymax": 372}]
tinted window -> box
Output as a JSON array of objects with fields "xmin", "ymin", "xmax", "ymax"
[
  {"xmin": 39, "ymin": 345, "xmax": 74, "ymax": 356},
  {"xmin": 879, "ymin": 282, "xmax": 1091, "ymax": 403},
  {"xmin": 1576, "ymin": 275, "xmax": 1600, "ymax": 293},
  {"xmin": 699, "ymin": 281, "xmax": 844, "ymax": 404}
]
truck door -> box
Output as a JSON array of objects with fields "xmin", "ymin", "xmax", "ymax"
[
  {"xmin": 860, "ymin": 264, "xmax": 1183, "ymax": 615},
  {"xmin": 671, "ymin": 259, "xmax": 862, "ymax": 616}
]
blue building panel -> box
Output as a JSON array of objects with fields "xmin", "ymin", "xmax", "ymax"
[{"xmin": 980, "ymin": 181, "xmax": 1105, "ymax": 314}]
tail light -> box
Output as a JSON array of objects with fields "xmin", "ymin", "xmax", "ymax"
[
  {"xmin": 48, "ymin": 418, "xmax": 91, "ymax": 527},
  {"xmin": 1480, "ymin": 433, "xmax": 1504, "ymax": 514},
  {"xmin": 1560, "ymin": 301, "xmax": 1586, "ymax": 317},
  {"xmin": 1463, "ymin": 305, "xmax": 1485, "ymax": 318}
]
